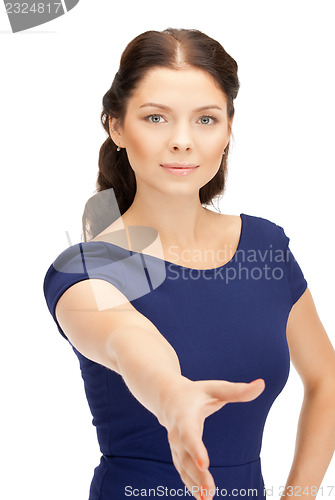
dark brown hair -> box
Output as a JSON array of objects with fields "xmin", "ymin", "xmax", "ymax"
[{"xmin": 82, "ymin": 28, "xmax": 240, "ymax": 241}]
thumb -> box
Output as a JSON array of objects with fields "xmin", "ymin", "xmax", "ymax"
[{"xmin": 205, "ymin": 378, "xmax": 265, "ymax": 404}]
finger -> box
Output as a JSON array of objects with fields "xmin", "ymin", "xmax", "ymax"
[
  {"xmin": 235, "ymin": 379, "xmax": 266, "ymax": 402},
  {"xmin": 181, "ymin": 470, "xmax": 201, "ymax": 500},
  {"xmin": 181, "ymin": 470, "xmax": 212, "ymax": 500},
  {"xmin": 169, "ymin": 430, "xmax": 215, "ymax": 499},
  {"xmin": 180, "ymin": 460, "xmax": 202, "ymax": 498},
  {"xmin": 180, "ymin": 447, "xmax": 210, "ymax": 488},
  {"xmin": 170, "ymin": 432, "xmax": 204, "ymax": 485},
  {"xmin": 175, "ymin": 431, "xmax": 216, "ymax": 498},
  {"xmin": 171, "ymin": 449, "xmax": 202, "ymax": 500},
  {"xmin": 204, "ymin": 378, "xmax": 265, "ymax": 404},
  {"xmin": 179, "ymin": 424, "xmax": 210, "ymax": 471},
  {"xmin": 226, "ymin": 379, "xmax": 265, "ymax": 403},
  {"xmin": 182, "ymin": 449, "xmax": 216, "ymax": 499}
]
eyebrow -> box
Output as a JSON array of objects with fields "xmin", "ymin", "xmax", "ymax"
[{"xmin": 138, "ymin": 102, "xmax": 223, "ymax": 112}]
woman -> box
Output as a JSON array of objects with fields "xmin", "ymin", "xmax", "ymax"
[{"xmin": 43, "ymin": 28, "xmax": 335, "ymax": 500}]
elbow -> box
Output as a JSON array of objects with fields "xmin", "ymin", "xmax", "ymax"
[{"xmin": 304, "ymin": 374, "xmax": 335, "ymax": 401}]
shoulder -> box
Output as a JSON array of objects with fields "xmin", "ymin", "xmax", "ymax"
[
  {"xmin": 48, "ymin": 242, "xmax": 110, "ymax": 274},
  {"xmin": 43, "ymin": 241, "xmax": 130, "ymax": 316},
  {"xmin": 44, "ymin": 241, "xmax": 130, "ymax": 285},
  {"xmin": 241, "ymin": 212, "xmax": 289, "ymax": 247}
]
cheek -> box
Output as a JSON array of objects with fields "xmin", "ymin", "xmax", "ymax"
[
  {"xmin": 205, "ymin": 141, "xmax": 226, "ymax": 165},
  {"xmin": 126, "ymin": 129, "xmax": 150, "ymax": 161},
  {"xmin": 202, "ymin": 127, "xmax": 228, "ymax": 151},
  {"xmin": 203, "ymin": 142, "xmax": 226, "ymax": 178}
]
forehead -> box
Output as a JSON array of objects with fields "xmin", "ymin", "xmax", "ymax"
[{"xmin": 129, "ymin": 67, "xmax": 228, "ymax": 107}]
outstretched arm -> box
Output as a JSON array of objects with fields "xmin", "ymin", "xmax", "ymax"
[
  {"xmin": 55, "ymin": 277, "xmax": 264, "ymax": 500},
  {"xmin": 282, "ymin": 287, "xmax": 335, "ymax": 499}
]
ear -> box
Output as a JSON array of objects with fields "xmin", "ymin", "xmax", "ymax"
[
  {"xmin": 228, "ymin": 115, "xmax": 234, "ymax": 136},
  {"xmin": 109, "ymin": 116, "xmax": 124, "ymax": 148}
]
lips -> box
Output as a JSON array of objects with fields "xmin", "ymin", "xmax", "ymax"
[
  {"xmin": 160, "ymin": 163, "xmax": 198, "ymax": 169},
  {"xmin": 160, "ymin": 164, "xmax": 199, "ymax": 176}
]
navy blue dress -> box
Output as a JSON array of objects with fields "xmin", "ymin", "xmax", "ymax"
[{"xmin": 43, "ymin": 213, "xmax": 308, "ymax": 499}]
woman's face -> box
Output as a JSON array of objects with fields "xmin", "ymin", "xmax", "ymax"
[{"xmin": 110, "ymin": 67, "xmax": 233, "ymax": 196}]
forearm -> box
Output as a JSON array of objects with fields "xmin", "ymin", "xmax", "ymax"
[
  {"xmin": 281, "ymin": 383, "xmax": 335, "ymax": 499},
  {"xmin": 106, "ymin": 325, "xmax": 189, "ymax": 426}
]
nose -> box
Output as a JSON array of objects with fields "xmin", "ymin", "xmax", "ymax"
[{"xmin": 168, "ymin": 121, "xmax": 194, "ymax": 152}]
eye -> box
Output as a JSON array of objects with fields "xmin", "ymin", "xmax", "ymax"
[
  {"xmin": 198, "ymin": 115, "xmax": 218, "ymax": 125},
  {"xmin": 145, "ymin": 114, "xmax": 166, "ymax": 124}
]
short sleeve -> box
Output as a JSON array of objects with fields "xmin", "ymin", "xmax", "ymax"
[
  {"xmin": 278, "ymin": 226, "xmax": 308, "ymax": 306},
  {"xmin": 43, "ymin": 241, "xmax": 167, "ymax": 341},
  {"xmin": 43, "ymin": 242, "xmax": 127, "ymax": 341}
]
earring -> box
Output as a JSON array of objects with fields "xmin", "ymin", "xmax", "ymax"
[
  {"xmin": 223, "ymin": 151, "xmax": 226, "ymax": 155},
  {"xmin": 117, "ymin": 146, "xmax": 121, "ymax": 151}
]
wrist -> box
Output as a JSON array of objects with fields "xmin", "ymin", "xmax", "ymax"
[{"xmin": 157, "ymin": 374, "xmax": 193, "ymax": 428}]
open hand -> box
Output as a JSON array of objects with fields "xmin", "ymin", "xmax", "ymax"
[{"xmin": 158, "ymin": 377, "xmax": 265, "ymax": 500}]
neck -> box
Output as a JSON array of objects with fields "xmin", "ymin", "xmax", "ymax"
[{"xmin": 122, "ymin": 189, "xmax": 213, "ymax": 250}]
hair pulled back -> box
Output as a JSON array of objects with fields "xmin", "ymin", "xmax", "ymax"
[{"xmin": 82, "ymin": 28, "xmax": 240, "ymax": 241}]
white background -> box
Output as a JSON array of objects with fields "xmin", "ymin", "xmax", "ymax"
[{"xmin": 1, "ymin": 0, "xmax": 334, "ymax": 499}]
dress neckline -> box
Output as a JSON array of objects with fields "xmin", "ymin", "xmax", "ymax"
[{"xmin": 84, "ymin": 213, "xmax": 246, "ymax": 273}]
